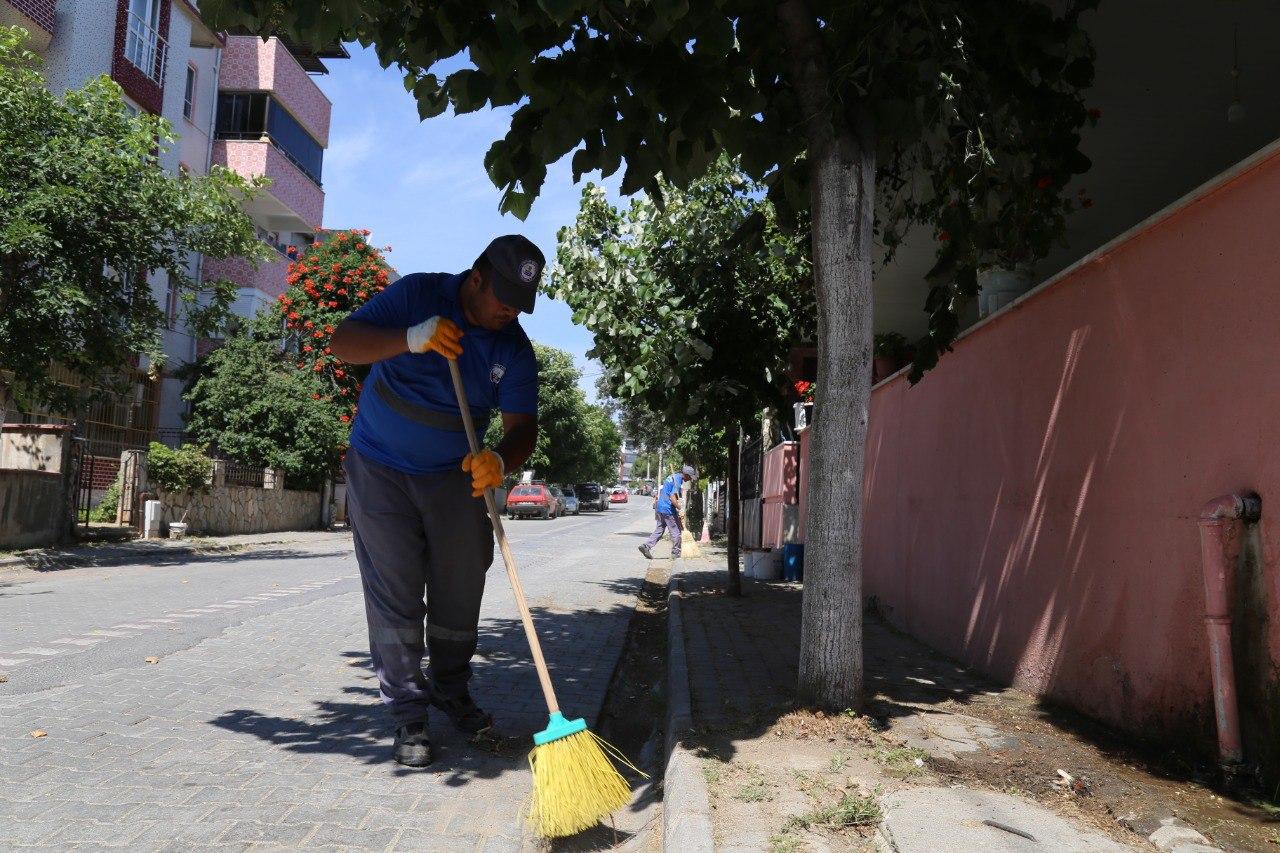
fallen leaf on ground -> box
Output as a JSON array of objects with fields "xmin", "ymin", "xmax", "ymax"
[
  {"xmin": 0, "ymin": 674, "xmax": 8, "ymax": 683},
  {"xmin": 30, "ymin": 730, "xmax": 46, "ymax": 738},
  {"xmin": 144, "ymin": 656, "xmax": 159, "ymax": 664}
]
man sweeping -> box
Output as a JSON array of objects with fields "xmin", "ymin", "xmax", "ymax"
[
  {"xmin": 331, "ymin": 235, "xmax": 543, "ymax": 767},
  {"xmin": 639, "ymin": 465, "xmax": 698, "ymax": 559}
]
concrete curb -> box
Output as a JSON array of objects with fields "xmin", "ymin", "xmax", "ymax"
[
  {"xmin": 663, "ymin": 570, "xmax": 715, "ymax": 853},
  {"xmin": 0, "ymin": 531, "xmax": 351, "ymax": 574}
]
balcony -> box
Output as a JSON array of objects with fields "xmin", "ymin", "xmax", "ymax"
[
  {"xmin": 212, "ymin": 139, "xmax": 324, "ymax": 233},
  {"xmin": 124, "ymin": 11, "xmax": 168, "ymax": 87},
  {"xmin": 0, "ymin": 0, "xmax": 55, "ymax": 51},
  {"xmin": 218, "ymin": 36, "xmax": 332, "ymax": 146},
  {"xmin": 202, "ymin": 248, "xmax": 291, "ymax": 301}
]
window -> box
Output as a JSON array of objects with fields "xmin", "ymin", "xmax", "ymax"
[
  {"xmin": 183, "ymin": 64, "xmax": 196, "ymax": 121},
  {"xmin": 124, "ymin": 0, "xmax": 167, "ymax": 85},
  {"xmin": 215, "ymin": 92, "xmax": 324, "ymax": 186}
]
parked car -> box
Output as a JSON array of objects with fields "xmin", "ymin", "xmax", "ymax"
[
  {"xmin": 609, "ymin": 486, "xmax": 629, "ymax": 504},
  {"xmin": 549, "ymin": 485, "xmax": 569, "ymax": 517},
  {"xmin": 575, "ymin": 483, "xmax": 608, "ymax": 512},
  {"xmin": 560, "ymin": 486, "xmax": 580, "ymax": 515},
  {"xmin": 506, "ymin": 483, "xmax": 559, "ymax": 519}
]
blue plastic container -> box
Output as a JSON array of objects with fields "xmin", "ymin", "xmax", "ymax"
[{"xmin": 782, "ymin": 543, "xmax": 805, "ymax": 582}]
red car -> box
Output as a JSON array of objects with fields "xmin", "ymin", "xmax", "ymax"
[
  {"xmin": 506, "ymin": 484, "xmax": 561, "ymax": 519},
  {"xmin": 609, "ymin": 487, "xmax": 629, "ymax": 504}
]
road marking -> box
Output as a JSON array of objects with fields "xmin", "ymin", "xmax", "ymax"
[
  {"xmin": 206, "ymin": 603, "xmax": 240, "ymax": 609},
  {"xmin": 183, "ymin": 609, "xmax": 219, "ymax": 614},
  {"xmin": 259, "ymin": 592, "xmax": 293, "ymax": 598},
  {"xmin": 86, "ymin": 630, "xmax": 132, "ymax": 637},
  {"xmin": 226, "ymin": 599, "xmax": 258, "ymax": 604},
  {"xmin": 14, "ymin": 647, "xmax": 61, "ymax": 656},
  {"xmin": 147, "ymin": 618, "xmax": 177, "ymax": 624},
  {"xmin": 112, "ymin": 624, "xmax": 153, "ymax": 630},
  {"xmin": 51, "ymin": 638, "xmax": 103, "ymax": 646},
  {"xmin": 0, "ymin": 657, "xmax": 28, "ymax": 666},
  {"xmin": 169, "ymin": 613, "xmax": 204, "ymax": 619}
]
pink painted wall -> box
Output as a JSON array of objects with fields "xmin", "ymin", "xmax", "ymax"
[
  {"xmin": 761, "ymin": 441, "xmax": 799, "ymax": 548},
  {"xmin": 857, "ymin": 145, "xmax": 1280, "ymax": 746},
  {"xmin": 212, "ymin": 139, "xmax": 324, "ymax": 229},
  {"xmin": 203, "ymin": 251, "xmax": 290, "ymax": 299},
  {"xmin": 218, "ymin": 36, "xmax": 331, "ymax": 146}
]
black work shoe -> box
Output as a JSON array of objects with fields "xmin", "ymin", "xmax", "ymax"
[
  {"xmin": 393, "ymin": 721, "xmax": 433, "ymax": 767},
  {"xmin": 638, "ymin": 544, "xmax": 653, "ymax": 559},
  {"xmin": 431, "ymin": 691, "xmax": 495, "ymax": 735}
]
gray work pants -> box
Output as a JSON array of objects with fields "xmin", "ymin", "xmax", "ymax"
[
  {"xmin": 645, "ymin": 511, "xmax": 682, "ymax": 557},
  {"xmin": 343, "ymin": 449, "xmax": 494, "ymax": 725}
]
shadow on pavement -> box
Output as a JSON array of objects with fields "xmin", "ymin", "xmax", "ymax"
[{"xmin": 207, "ymin": 600, "xmax": 652, "ymax": 809}]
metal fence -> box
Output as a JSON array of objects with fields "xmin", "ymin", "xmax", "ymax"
[
  {"xmin": 739, "ymin": 436, "xmax": 763, "ymax": 501},
  {"xmin": 221, "ymin": 459, "xmax": 265, "ymax": 488}
]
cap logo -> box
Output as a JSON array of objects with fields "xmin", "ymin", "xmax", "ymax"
[{"xmin": 519, "ymin": 259, "xmax": 538, "ymax": 283}]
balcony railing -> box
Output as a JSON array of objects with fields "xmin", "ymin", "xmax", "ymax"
[{"xmin": 125, "ymin": 11, "xmax": 168, "ymax": 87}]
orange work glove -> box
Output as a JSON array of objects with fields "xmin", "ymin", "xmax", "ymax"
[
  {"xmin": 461, "ymin": 449, "xmax": 504, "ymax": 497},
  {"xmin": 406, "ymin": 316, "xmax": 463, "ymax": 358}
]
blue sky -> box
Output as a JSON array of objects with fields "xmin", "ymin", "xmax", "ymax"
[{"xmin": 313, "ymin": 45, "xmax": 618, "ymax": 398}]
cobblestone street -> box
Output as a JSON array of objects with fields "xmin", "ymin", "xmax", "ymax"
[{"xmin": 0, "ymin": 503, "xmax": 653, "ymax": 850}]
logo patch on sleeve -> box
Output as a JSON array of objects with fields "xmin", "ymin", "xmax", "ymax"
[{"xmin": 490, "ymin": 364, "xmax": 507, "ymax": 384}]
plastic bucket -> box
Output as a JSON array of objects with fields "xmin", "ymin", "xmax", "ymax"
[
  {"xmin": 750, "ymin": 549, "xmax": 783, "ymax": 581},
  {"xmin": 782, "ymin": 543, "xmax": 805, "ymax": 582}
]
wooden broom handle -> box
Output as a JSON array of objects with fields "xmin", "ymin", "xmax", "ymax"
[{"xmin": 447, "ymin": 357, "xmax": 560, "ymax": 715}]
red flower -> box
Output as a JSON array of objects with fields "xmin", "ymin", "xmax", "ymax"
[
  {"xmin": 331, "ymin": 263, "xmax": 341, "ymax": 272},
  {"xmin": 336, "ymin": 232, "xmax": 348, "ymax": 242},
  {"xmin": 313, "ymin": 364, "xmax": 323, "ymax": 372},
  {"xmin": 288, "ymin": 311, "xmax": 300, "ymax": 320},
  {"xmin": 328, "ymin": 300, "xmax": 338, "ymax": 308},
  {"xmin": 340, "ymin": 414, "xmax": 351, "ymax": 423},
  {"xmin": 324, "ymin": 325, "xmax": 335, "ymax": 334},
  {"xmin": 794, "ymin": 380, "xmax": 811, "ymax": 395},
  {"xmin": 302, "ymin": 344, "xmax": 313, "ymax": 353},
  {"xmin": 311, "ymin": 393, "xmax": 321, "ymax": 400},
  {"xmin": 304, "ymin": 320, "xmax": 314, "ymax": 329},
  {"xmin": 337, "ymin": 288, "xmax": 347, "ymax": 296},
  {"xmin": 1035, "ymin": 175, "xmax": 1053, "ymax": 189},
  {"xmin": 286, "ymin": 246, "xmax": 297, "ymax": 256},
  {"xmin": 357, "ymin": 291, "xmax": 368, "ymax": 299},
  {"xmin": 937, "ymin": 230, "xmax": 951, "ymax": 242},
  {"xmin": 313, "ymin": 330, "xmax": 324, "ymax": 339},
  {"xmin": 323, "ymin": 347, "xmax": 332, "ymax": 354},
  {"xmin": 339, "ymin": 388, "xmax": 348, "ymax": 395},
  {"xmin": 334, "ymin": 369, "xmax": 345, "ymax": 378},
  {"xmin": 324, "ymin": 283, "xmax": 335, "ymax": 292}
]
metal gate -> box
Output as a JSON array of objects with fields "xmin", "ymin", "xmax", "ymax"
[
  {"xmin": 70, "ymin": 438, "xmax": 92, "ymax": 526},
  {"xmin": 118, "ymin": 449, "xmax": 144, "ymax": 527}
]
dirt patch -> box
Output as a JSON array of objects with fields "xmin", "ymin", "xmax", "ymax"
[
  {"xmin": 865, "ymin": 618, "xmax": 1280, "ymax": 852},
  {"xmin": 689, "ymin": 707, "xmax": 935, "ymax": 852}
]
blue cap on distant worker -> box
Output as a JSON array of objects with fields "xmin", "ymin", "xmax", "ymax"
[
  {"xmin": 682, "ymin": 465, "xmax": 698, "ymax": 480},
  {"xmin": 482, "ymin": 234, "xmax": 544, "ymax": 314}
]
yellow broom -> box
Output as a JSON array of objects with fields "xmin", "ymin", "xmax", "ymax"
[{"xmin": 447, "ymin": 357, "xmax": 640, "ymax": 838}]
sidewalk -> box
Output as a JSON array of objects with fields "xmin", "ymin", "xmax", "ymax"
[
  {"xmin": 0, "ymin": 529, "xmax": 352, "ymax": 574},
  {"xmin": 668, "ymin": 550, "xmax": 1273, "ymax": 852}
]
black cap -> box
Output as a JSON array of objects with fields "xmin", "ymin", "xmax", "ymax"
[{"xmin": 482, "ymin": 235, "xmax": 544, "ymax": 314}]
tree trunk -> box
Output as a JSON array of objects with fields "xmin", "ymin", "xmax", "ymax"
[
  {"xmin": 727, "ymin": 434, "xmax": 742, "ymax": 597},
  {"xmin": 778, "ymin": 0, "xmax": 874, "ymax": 711}
]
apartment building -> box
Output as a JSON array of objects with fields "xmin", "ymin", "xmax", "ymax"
[
  {"xmin": 201, "ymin": 34, "xmax": 344, "ymax": 329},
  {"xmin": 3, "ymin": 0, "xmax": 223, "ymax": 464},
  {"xmin": 4, "ymin": 2, "xmax": 344, "ymax": 455}
]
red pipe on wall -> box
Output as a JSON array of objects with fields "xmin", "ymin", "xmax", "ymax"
[{"xmin": 1197, "ymin": 492, "xmax": 1262, "ymax": 766}]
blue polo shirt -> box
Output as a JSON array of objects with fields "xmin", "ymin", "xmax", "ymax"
[
  {"xmin": 656, "ymin": 473, "xmax": 682, "ymax": 515},
  {"xmin": 348, "ymin": 272, "xmax": 538, "ymax": 474}
]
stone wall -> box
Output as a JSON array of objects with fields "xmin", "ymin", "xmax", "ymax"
[{"xmin": 156, "ymin": 484, "xmax": 322, "ymax": 536}]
